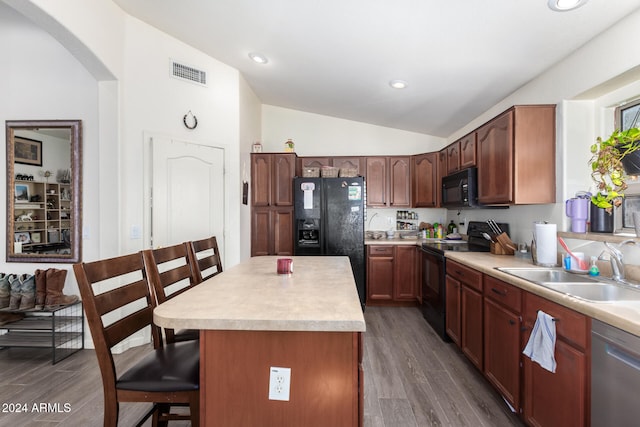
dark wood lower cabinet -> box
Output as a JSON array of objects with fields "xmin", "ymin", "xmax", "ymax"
[
  {"xmin": 484, "ymin": 298, "xmax": 521, "ymax": 410},
  {"xmin": 445, "ymin": 276, "xmax": 461, "ymax": 346},
  {"xmin": 446, "ymin": 264, "xmax": 590, "ymax": 426},
  {"xmin": 251, "ymin": 207, "xmax": 293, "ymax": 256},
  {"xmin": 366, "ymin": 245, "xmax": 418, "ymax": 305},
  {"xmin": 461, "ymin": 285, "xmax": 483, "ymax": 370}
]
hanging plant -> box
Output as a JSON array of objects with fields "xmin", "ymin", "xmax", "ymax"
[{"xmin": 589, "ymin": 127, "xmax": 640, "ymax": 212}]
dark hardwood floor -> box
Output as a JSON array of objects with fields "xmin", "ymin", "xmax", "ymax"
[{"xmin": 0, "ymin": 306, "xmax": 523, "ymax": 426}]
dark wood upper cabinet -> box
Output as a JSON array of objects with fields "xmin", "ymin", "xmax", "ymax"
[
  {"xmin": 459, "ymin": 132, "xmax": 477, "ymax": 169},
  {"xmin": 389, "ymin": 156, "xmax": 411, "ymax": 207},
  {"xmin": 365, "ymin": 157, "xmax": 388, "ymax": 206},
  {"xmin": 446, "ymin": 142, "xmax": 460, "ymax": 175},
  {"xmin": 477, "ymin": 105, "xmax": 556, "ymax": 205},
  {"xmin": 412, "ymin": 153, "xmax": 438, "ymax": 208}
]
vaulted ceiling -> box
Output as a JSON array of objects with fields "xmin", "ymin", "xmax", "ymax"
[{"xmin": 114, "ymin": 0, "xmax": 640, "ymax": 137}]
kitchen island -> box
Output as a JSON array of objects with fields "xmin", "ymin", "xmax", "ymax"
[{"xmin": 154, "ymin": 256, "xmax": 365, "ymax": 427}]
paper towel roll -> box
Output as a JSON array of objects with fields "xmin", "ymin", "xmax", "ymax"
[{"xmin": 535, "ymin": 223, "xmax": 557, "ymax": 266}]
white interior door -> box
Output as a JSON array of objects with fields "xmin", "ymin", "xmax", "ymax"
[{"xmin": 151, "ymin": 136, "xmax": 225, "ymax": 252}]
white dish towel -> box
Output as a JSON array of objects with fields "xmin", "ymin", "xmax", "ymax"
[{"xmin": 523, "ymin": 310, "xmax": 557, "ymax": 373}]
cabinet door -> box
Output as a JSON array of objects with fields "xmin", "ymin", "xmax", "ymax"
[
  {"xmin": 477, "ymin": 111, "xmax": 513, "ymax": 204},
  {"xmin": 251, "ymin": 208, "xmax": 272, "ymax": 256},
  {"xmin": 461, "ymin": 285, "xmax": 483, "ymax": 370},
  {"xmin": 389, "ymin": 156, "xmax": 411, "ymax": 207},
  {"xmin": 445, "ymin": 275, "xmax": 461, "ymax": 346},
  {"xmin": 272, "ymin": 208, "xmax": 294, "ymax": 255},
  {"xmin": 412, "ymin": 153, "xmax": 438, "ymax": 208},
  {"xmin": 272, "ymin": 154, "xmax": 295, "ymax": 206},
  {"xmin": 332, "ymin": 157, "xmax": 364, "ymax": 177},
  {"xmin": 523, "ymin": 338, "xmax": 587, "ymax": 427},
  {"xmin": 484, "ymin": 298, "xmax": 521, "ymax": 411},
  {"xmin": 251, "ymin": 154, "xmax": 272, "ymax": 207},
  {"xmin": 459, "ymin": 133, "xmax": 477, "ymax": 169},
  {"xmin": 367, "ymin": 249, "xmax": 394, "ymax": 302},
  {"xmin": 365, "ymin": 157, "xmax": 387, "ymax": 206},
  {"xmin": 446, "ymin": 142, "xmax": 460, "ymax": 174},
  {"xmin": 394, "ymin": 246, "xmax": 417, "ymax": 300},
  {"xmin": 437, "ymin": 150, "xmax": 447, "ymax": 207}
]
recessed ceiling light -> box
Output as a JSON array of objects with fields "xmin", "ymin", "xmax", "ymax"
[
  {"xmin": 248, "ymin": 52, "xmax": 269, "ymax": 64},
  {"xmin": 547, "ymin": 0, "xmax": 588, "ymax": 12},
  {"xmin": 389, "ymin": 80, "xmax": 408, "ymax": 89}
]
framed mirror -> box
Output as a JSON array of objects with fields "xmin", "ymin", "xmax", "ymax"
[{"xmin": 6, "ymin": 120, "xmax": 82, "ymax": 263}]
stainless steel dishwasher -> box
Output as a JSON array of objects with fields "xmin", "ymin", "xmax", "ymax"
[{"xmin": 592, "ymin": 319, "xmax": 640, "ymax": 427}]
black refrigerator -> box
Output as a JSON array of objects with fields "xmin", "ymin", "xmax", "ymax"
[{"xmin": 293, "ymin": 176, "xmax": 365, "ymax": 308}]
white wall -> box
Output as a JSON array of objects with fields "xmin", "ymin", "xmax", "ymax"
[
  {"xmin": 0, "ymin": 2, "xmax": 99, "ymax": 291},
  {"xmin": 262, "ymin": 105, "xmax": 446, "ymax": 155},
  {"xmin": 239, "ymin": 76, "xmax": 262, "ymax": 261}
]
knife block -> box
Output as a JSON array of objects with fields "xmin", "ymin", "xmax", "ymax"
[{"xmin": 491, "ymin": 232, "xmax": 516, "ymax": 255}]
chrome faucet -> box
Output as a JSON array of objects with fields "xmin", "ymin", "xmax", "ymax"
[{"xmin": 602, "ymin": 240, "xmax": 638, "ymax": 282}]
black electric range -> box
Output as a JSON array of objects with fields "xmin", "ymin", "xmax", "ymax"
[
  {"xmin": 421, "ymin": 221, "xmax": 510, "ymax": 255},
  {"xmin": 419, "ymin": 221, "xmax": 510, "ymax": 341}
]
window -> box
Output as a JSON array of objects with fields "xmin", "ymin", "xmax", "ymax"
[{"xmin": 616, "ymin": 98, "xmax": 640, "ymax": 131}]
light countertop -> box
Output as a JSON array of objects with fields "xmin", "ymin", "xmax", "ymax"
[
  {"xmin": 365, "ymin": 237, "xmax": 640, "ymax": 336},
  {"xmin": 446, "ymin": 251, "xmax": 640, "ymax": 337},
  {"xmin": 153, "ymin": 256, "xmax": 366, "ymax": 333}
]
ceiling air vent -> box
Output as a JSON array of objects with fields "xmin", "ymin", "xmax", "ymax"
[{"xmin": 170, "ymin": 60, "xmax": 207, "ymax": 86}]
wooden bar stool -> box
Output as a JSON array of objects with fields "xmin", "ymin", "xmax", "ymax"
[{"xmin": 73, "ymin": 252, "xmax": 199, "ymax": 427}]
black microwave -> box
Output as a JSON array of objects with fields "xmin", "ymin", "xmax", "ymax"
[{"xmin": 441, "ymin": 167, "xmax": 480, "ymax": 208}]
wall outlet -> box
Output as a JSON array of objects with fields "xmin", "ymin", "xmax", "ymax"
[{"xmin": 268, "ymin": 366, "xmax": 291, "ymax": 401}]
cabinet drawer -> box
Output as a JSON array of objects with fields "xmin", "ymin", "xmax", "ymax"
[
  {"xmin": 484, "ymin": 276, "xmax": 522, "ymax": 313},
  {"xmin": 447, "ymin": 260, "xmax": 482, "ymax": 291},
  {"xmin": 367, "ymin": 245, "xmax": 394, "ymax": 256},
  {"xmin": 524, "ymin": 293, "xmax": 588, "ymax": 350}
]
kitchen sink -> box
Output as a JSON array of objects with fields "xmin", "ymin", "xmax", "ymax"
[
  {"xmin": 497, "ymin": 267, "xmax": 600, "ymax": 284},
  {"xmin": 497, "ymin": 267, "xmax": 640, "ymax": 303}
]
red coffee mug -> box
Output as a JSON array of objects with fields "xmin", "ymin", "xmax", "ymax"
[{"xmin": 277, "ymin": 258, "xmax": 293, "ymax": 275}]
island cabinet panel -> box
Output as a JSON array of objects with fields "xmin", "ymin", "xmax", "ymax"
[
  {"xmin": 483, "ymin": 276, "xmax": 522, "ymax": 412},
  {"xmin": 200, "ymin": 330, "xmax": 362, "ymax": 427},
  {"xmin": 251, "ymin": 153, "xmax": 296, "ymax": 256},
  {"xmin": 477, "ymin": 105, "xmax": 556, "ymax": 205},
  {"xmin": 412, "ymin": 152, "xmax": 438, "ymax": 208},
  {"xmin": 522, "ymin": 292, "xmax": 589, "ymax": 427}
]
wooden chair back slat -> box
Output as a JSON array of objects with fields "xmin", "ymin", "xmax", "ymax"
[{"xmin": 188, "ymin": 236, "xmax": 223, "ymax": 284}]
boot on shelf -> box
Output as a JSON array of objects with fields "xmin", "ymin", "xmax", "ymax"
[
  {"xmin": 44, "ymin": 269, "xmax": 78, "ymax": 309},
  {"xmin": 0, "ymin": 273, "xmax": 9, "ymax": 309},
  {"xmin": 18, "ymin": 274, "xmax": 36, "ymax": 310},
  {"xmin": 34, "ymin": 269, "xmax": 47, "ymax": 310},
  {"xmin": 8, "ymin": 274, "xmax": 21, "ymax": 310}
]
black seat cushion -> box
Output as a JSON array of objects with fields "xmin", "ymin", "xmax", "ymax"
[
  {"xmin": 117, "ymin": 340, "xmax": 199, "ymax": 392},
  {"xmin": 174, "ymin": 328, "xmax": 200, "ymax": 342}
]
